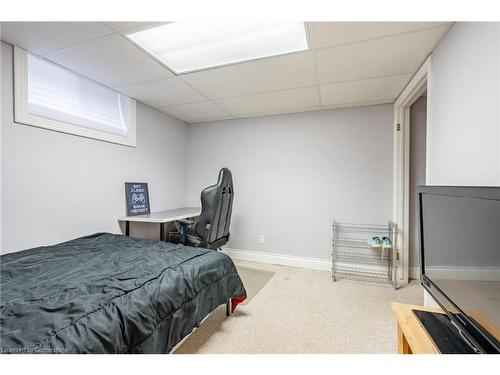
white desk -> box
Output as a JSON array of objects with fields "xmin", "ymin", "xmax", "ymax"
[{"xmin": 118, "ymin": 207, "xmax": 201, "ymax": 241}]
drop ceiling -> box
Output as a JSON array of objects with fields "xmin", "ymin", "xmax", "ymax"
[{"xmin": 1, "ymin": 22, "xmax": 452, "ymax": 123}]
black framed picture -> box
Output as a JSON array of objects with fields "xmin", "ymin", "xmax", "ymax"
[{"xmin": 125, "ymin": 182, "xmax": 150, "ymax": 216}]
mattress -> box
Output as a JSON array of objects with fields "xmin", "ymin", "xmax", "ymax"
[{"xmin": 0, "ymin": 233, "xmax": 246, "ymax": 353}]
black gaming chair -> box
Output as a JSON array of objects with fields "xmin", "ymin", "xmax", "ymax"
[{"xmin": 173, "ymin": 168, "xmax": 234, "ymax": 250}]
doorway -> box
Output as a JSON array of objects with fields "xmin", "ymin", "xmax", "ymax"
[
  {"xmin": 408, "ymin": 92, "xmax": 427, "ymax": 279},
  {"xmin": 392, "ymin": 56, "xmax": 431, "ymax": 284}
]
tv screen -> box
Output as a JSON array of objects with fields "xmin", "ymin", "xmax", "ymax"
[{"xmin": 418, "ymin": 186, "xmax": 500, "ymax": 353}]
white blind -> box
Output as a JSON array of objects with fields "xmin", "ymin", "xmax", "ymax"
[{"xmin": 27, "ymin": 53, "xmax": 132, "ymax": 137}]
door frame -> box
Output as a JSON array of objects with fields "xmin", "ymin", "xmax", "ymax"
[{"xmin": 392, "ymin": 56, "xmax": 431, "ymax": 284}]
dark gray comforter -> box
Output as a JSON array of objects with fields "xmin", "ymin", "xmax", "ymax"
[{"xmin": 0, "ymin": 233, "xmax": 246, "ymax": 353}]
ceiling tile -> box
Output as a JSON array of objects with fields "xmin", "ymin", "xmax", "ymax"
[
  {"xmin": 0, "ymin": 22, "xmax": 115, "ymax": 55},
  {"xmin": 310, "ymin": 22, "xmax": 450, "ymax": 49},
  {"xmin": 215, "ymin": 86, "xmax": 319, "ymax": 116},
  {"xmin": 320, "ymin": 74, "xmax": 411, "ymax": 106},
  {"xmin": 105, "ymin": 22, "xmax": 168, "ymax": 33},
  {"xmin": 182, "ymin": 51, "xmax": 317, "ymax": 99},
  {"xmin": 116, "ymin": 77, "xmax": 206, "ymax": 107},
  {"xmin": 46, "ymin": 34, "xmax": 173, "ymax": 87},
  {"xmin": 316, "ymin": 25, "xmax": 449, "ymax": 84},
  {"xmin": 159, "ymin": 101, "xmax": 229, "ymax": 123}
]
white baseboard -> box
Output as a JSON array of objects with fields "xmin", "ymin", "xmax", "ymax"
[
  {"xmin": 410, "ymin": 266, "xmax": 500, "ymax": 281},
  {"xmin": 224, "ymin": 249, "xmax": 500, "ymax": 283},
  {"xmin": 410, "ymin": 266, "xmax": 420, "ymax": 280},
  {"xmin": 221, "ymin": 248, "xmax": 331, "ymax": 271}
]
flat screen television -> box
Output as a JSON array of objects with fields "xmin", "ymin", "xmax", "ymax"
[{"xmin": 418, "ymin": 186, "xmax": 500, "ymax": 354}]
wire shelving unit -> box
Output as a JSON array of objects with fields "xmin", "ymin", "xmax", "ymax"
[{"xmin": 332, "ymin": 220, "xmax": 398, "ymax": 289}]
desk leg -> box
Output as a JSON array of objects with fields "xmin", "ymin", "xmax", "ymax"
[
  {"xmin": 160, "ymin": 223, "xmax": 165, "ymax": 241},
  {"xmin": 125, "ymin": 221, "xmax": 130, "ymax": 236},
  {"xmin": 397, "ymin": 322, "xmax": 412, "ymax": 354}
]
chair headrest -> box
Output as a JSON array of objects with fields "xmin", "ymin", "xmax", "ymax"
[{"xmin": 218, "ymin": 167, "xmax": 233, "ymax": 190}]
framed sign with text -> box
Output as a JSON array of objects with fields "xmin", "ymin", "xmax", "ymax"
[{"xmin": 125, "ymin": 182, "xmax": 150, "ymax": 216}]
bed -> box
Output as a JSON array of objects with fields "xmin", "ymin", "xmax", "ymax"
[{"xmin": 0, "ymin": 233, "xmax": 246, "ymax": 354}]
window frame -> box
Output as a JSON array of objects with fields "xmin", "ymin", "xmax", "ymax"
[{"xmin": 13, "ymin": 46, "xmax": 137, "ymax": 147}]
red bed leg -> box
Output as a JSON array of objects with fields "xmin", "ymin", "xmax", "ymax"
[{"xmin": 230, "ymin": 296, "xmax": 246, "ymax": 313}]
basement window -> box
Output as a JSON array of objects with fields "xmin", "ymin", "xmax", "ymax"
[
  {"xmin": 126, "ymin": 22, "xmax": 309, "ymax": 74},
  {"xmin": 14, "ymin": 47, "xmax": 136, "ymax": 147}
]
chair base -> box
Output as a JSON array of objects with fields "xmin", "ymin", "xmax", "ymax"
[{"xmin": 168, "ymin": 231, "xmax": 229, "ymax": 251}]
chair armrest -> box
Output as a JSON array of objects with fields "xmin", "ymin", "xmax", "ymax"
[{"xmin": 198, "ymin": 223, "xmax": 212, "ymax": 247}]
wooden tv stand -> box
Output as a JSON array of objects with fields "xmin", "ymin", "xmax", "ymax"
[
  {"xmin": 391, "ymin": 302, "xmax": 500, "ymax": 354},
  {"xmin": 391, "ymin": 302, "xmax": 442, "ymax": 354}
]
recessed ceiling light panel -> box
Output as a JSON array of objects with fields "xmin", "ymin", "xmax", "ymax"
[{"xmin": 126, "ymin": 22, "xmax": 309, "ymax": 74}]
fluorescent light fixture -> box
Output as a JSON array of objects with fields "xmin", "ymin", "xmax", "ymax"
[{"xmin": 126, "ymin": 22, "xmax": 309, "ymax": 74}]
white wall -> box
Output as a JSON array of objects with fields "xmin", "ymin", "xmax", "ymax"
[
  {"xmin": 428, "ymin": 22, "xmax": 500, "ymax": 186},
  {"xmin": 187, "ymin": 105, "xmax": 394, "ymax": 260},
  {"xmin": 422, "ymin": 22, "xmax": 500, "ymax": 305},
  {"xmin": 0, "ymin": 26, "xmax": 3, "ymax": 250},
  {"xmin": 1, "ymin": 42, "xmax": 188, "ymax": 254}
]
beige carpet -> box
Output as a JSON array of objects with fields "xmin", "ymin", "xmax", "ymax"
[
  {"xmin": 236, "ymin": 266, "xmax": 275, "ymax": 304},
  {"xmin": 173, "ymin": 260, "xmax": 423, "ymax": 354}
]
